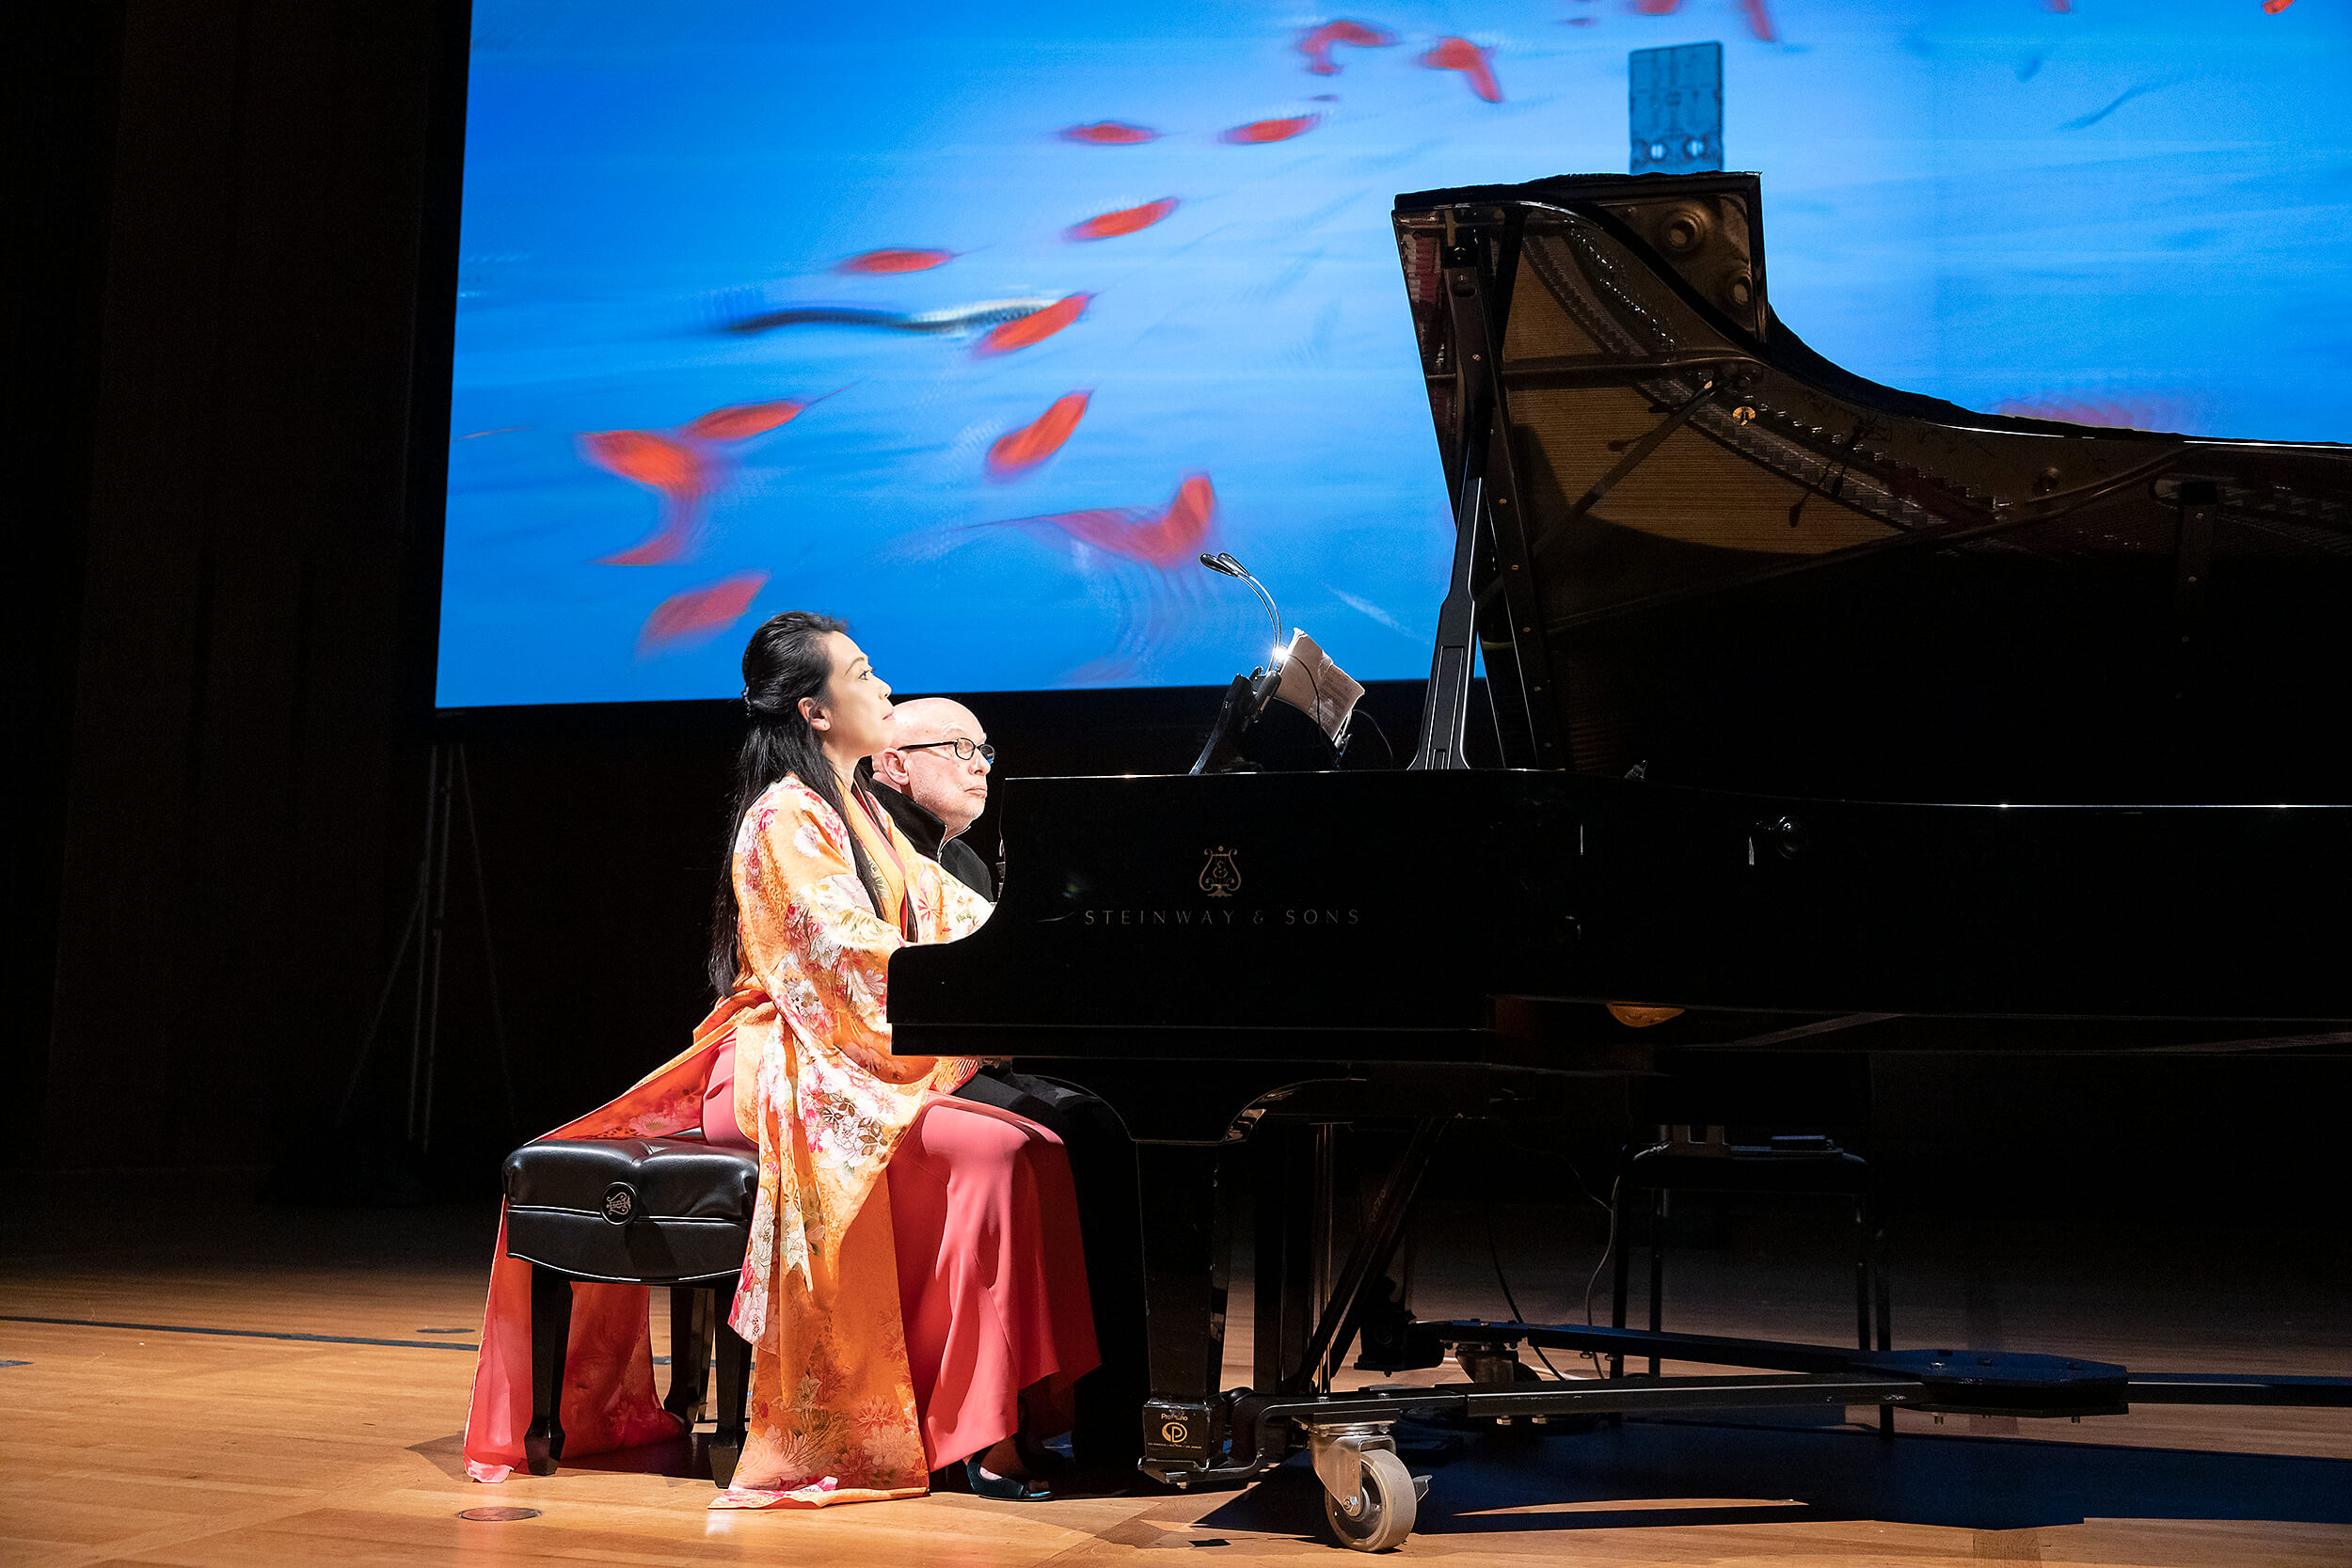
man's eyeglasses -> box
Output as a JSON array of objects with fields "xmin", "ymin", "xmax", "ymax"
[{"xmin": 898, "ymin": 737, "xmax": 995, "ymax": 764}]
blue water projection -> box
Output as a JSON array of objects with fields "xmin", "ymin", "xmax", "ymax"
[{"xmin": 437, "ymin": 0, "xmax": 2351, "ymax": 707}]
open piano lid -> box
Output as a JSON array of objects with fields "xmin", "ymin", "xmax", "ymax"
[{"xmin": 1392, "ymin": 173, "xmax": 2352, "ymax": 804}]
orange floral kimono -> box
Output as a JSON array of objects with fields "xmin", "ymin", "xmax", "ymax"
[{"xmin": 461, "ymin": 773, "xmax": 990, "ymax": 1508}]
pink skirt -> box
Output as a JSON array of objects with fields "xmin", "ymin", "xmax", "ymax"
[
  {"xmin": 885, "ymin": 1096, "xmax": 1100, "ymax": 1469},
  {"xmin": 701, "ymin": 1047, "xmax": 1099, "ymax": 1470}
]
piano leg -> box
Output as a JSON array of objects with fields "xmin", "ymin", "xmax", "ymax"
[
  {"xmin": 1252, "ymin": 1124, "xmax": 1315, "ymax": 1395},
  {"xmin": 1136, "ymin": 1141, "xmax": 1234, "ymax": 1482}
]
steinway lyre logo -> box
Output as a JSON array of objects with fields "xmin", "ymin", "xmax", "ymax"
[{"xmin": 1199, "ymin": 846, "xmax": 1242, "ymax": 898}]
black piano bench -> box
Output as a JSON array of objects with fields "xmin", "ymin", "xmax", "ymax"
[
  {"xmin": 1610, "ymin": 1128, "xmax": 1893, "ymax": 1429},
  {"xmin": 501, "ymin": 1135, "xmax": 759, "ymax": 1484}
]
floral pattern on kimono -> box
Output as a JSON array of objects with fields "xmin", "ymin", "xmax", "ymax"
[
  {"xmin": 707, "ymin": 776, "xmax": 987, "ymax": 1507},
  {"xmin": 459, "ymin": 773, "xmax": 986, "ymax": 1509}
]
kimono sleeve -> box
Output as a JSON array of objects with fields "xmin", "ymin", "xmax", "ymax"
[
  {"xmin": 884, "ymin": 821, "xmax": 993, "ymax": 946},
  {"xmin": 733, "ymin": 785, "xmax": 932, "ymax": 1085}
]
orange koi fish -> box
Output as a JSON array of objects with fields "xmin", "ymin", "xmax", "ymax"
[
  {"xmin": 985, "ymin": 390, "xmax": 1091, "ymax": 481},
  {"xmin": 1060, "ymin": 120, "xmax": 1159, "ymax": 144},
  {"xmin": 1064, "ymin": 198, "xmax": 1179, "ymax": 242},
  {"xmin": 638, "ymin": 571, "xmax": 770, "ymax": 653},
  {"xmin": 1735, "ymin": 0, "xmax": 1778, "ymax": 40},
  {"xmin": 1632, "ymin": 0, "xmax": 1680, "ymax": 12},
  {"xmin": 835, "ymin": 248, "xmax": 955, "ymax": 275},
  {"xmin": 585, "ymin": 394, "xmax": 830, "ymax": 563},
  {"xmin": 1297, "ymin": 19, "xmax": 1396, "ymax": 75},
  {"xmin": 580, "ymin": 431, "xmax": 711, "ymax": 565},
  {"xmin": 1144, "ymin": 473, "xmax": 1217, "ymax": 565},
  {"xmin": 679, "ymin": 398, "xmax": 819, "ymax": 441},
  {"xmin": 990, "ymin": 474, "xmax": 1216, "ymax": 569},
  {"xmin": 1221, "ymin": 115, "xmax": 1320, "ymax": 144},
  {"xmin": 2263, "ymin": 0, "xmax": 2293, "ymax": 12},
  {"xmin": 973, "ymin": 293, "xmax": 1091, "ymax": 357},
  {"xmin": 1420, "ymin": 38, "xmax": 1502, "ymax": 103}
]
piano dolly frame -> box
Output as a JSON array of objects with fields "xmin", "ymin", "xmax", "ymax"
[{"xmin": 1129, "ymin": 1110, "xmax": 2352, "ymax": 1552}]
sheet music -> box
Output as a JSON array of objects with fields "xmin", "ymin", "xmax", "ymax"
[{"xmin": 1272, "ymin": 629, "xmax": 1362, "ymax": 743}]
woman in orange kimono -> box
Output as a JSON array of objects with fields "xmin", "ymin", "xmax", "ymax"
[{"xmin": 462, "ymin": 611, "xmax": 1096, "ymax": 1506}]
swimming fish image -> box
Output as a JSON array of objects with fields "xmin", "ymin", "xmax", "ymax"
[
  {"xmin": 980, "ymin": 473, "xmax": 1216, "ymax": 568},
  {"xmin": 637, "ymin": 570, "xmax": 770, "ymax": 654},
  {"xmin": 1296, "ymin": 19, "xmax": 1395, "ymax": 75},
  {"xmin": 723, "ymin": 296, "xmax": 1062, "ymax": 338},
  {"xmin": 580, "ymin": 431, "xmax": 711, "ymax": 565},
  {"xmin": 679, "ymin": 398, "xmax": 825, "ymax": 440},
  {"xmin": 1735, "ymin": 0, "xmax": 1778, "ymax": 41},
  {"xmin": 1221, "ymin": 115, "xmax": 1321, "ymax": 144},
  {"xmin": 973, "ymin": 293, "xmax": 1092, "ymax": 357},
  {"xmin": 985, "ymin": 390, "xmax": 1091, "ymax": 481},
  {"xmin": 582, "ymin": 395, "xmax": 828, "ymax": 563},
  {"xmin": 1064, "ymin": 198, "xmax": 1179, "ymax": 242},
  {"xmin": 1420, "ymin": 38, "xmax": 1502, "ymax": 103},
  {"xmin": 973, "ymin": 474, "xmax": 1218, "ymax": 685},
  {"xmin": 834, "ymin": 247, "xmax": 957, "ymax": 275},
  {"xmin": 1060, "ymin": 120, "xmax": 1160, "ymax": 144}
]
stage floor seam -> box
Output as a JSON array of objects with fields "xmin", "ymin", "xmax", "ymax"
[{"xmin": 0, "ymin": 1313, "xmax": 482, "ymax": 1352}]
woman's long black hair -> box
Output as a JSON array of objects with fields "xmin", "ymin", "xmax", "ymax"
[{"xmin": 709, "ymin": 610, "xmax": 892, "ymax": 996}]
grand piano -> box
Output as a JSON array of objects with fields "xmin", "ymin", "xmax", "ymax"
[{"xmin": 893, "ymin": 172, "xmax": 2352, "ymax": 1549}]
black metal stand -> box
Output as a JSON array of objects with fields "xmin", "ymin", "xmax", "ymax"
[{"xmin": 334, "ymin": 740, "xmax": 516, "ymax": 1152}]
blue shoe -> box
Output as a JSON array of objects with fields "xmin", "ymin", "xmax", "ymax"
[{"xmin": 964, "ymin": 1456, "xmax": 1053, "ymax": 1500}]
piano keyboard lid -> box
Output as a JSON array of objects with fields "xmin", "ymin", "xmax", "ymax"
[{"xmin": 1390, "ymin": 173, "xmax": 2352, "ymax": 806}]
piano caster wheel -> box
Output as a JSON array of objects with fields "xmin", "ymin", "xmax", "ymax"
[{"xmin": 1321, "ymin": 1448, "xmax": 1419, "ymax": 1552}]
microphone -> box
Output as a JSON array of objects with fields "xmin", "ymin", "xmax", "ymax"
[{"xmin": 1199, "ymin": 551, "xmax": 1283, "ymax": 658}]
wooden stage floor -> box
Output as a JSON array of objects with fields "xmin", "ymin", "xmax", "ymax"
[{"xmin": 4, "ymin": 1186, "xmax": 2346, "ymax": 1567}]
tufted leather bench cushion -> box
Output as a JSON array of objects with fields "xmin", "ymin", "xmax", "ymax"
[{"xmin": 503, "ymin": 1137, "xmax": 759, "ymax": 1285}]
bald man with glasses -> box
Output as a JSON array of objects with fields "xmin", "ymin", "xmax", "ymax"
[
  {"xmin": 866, "ymin": 695, "xmax": 1148, "ymax": 1478},
  {"xmin": 865, "ymin": 697, "xmax": 997, "ymax": 897}
]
